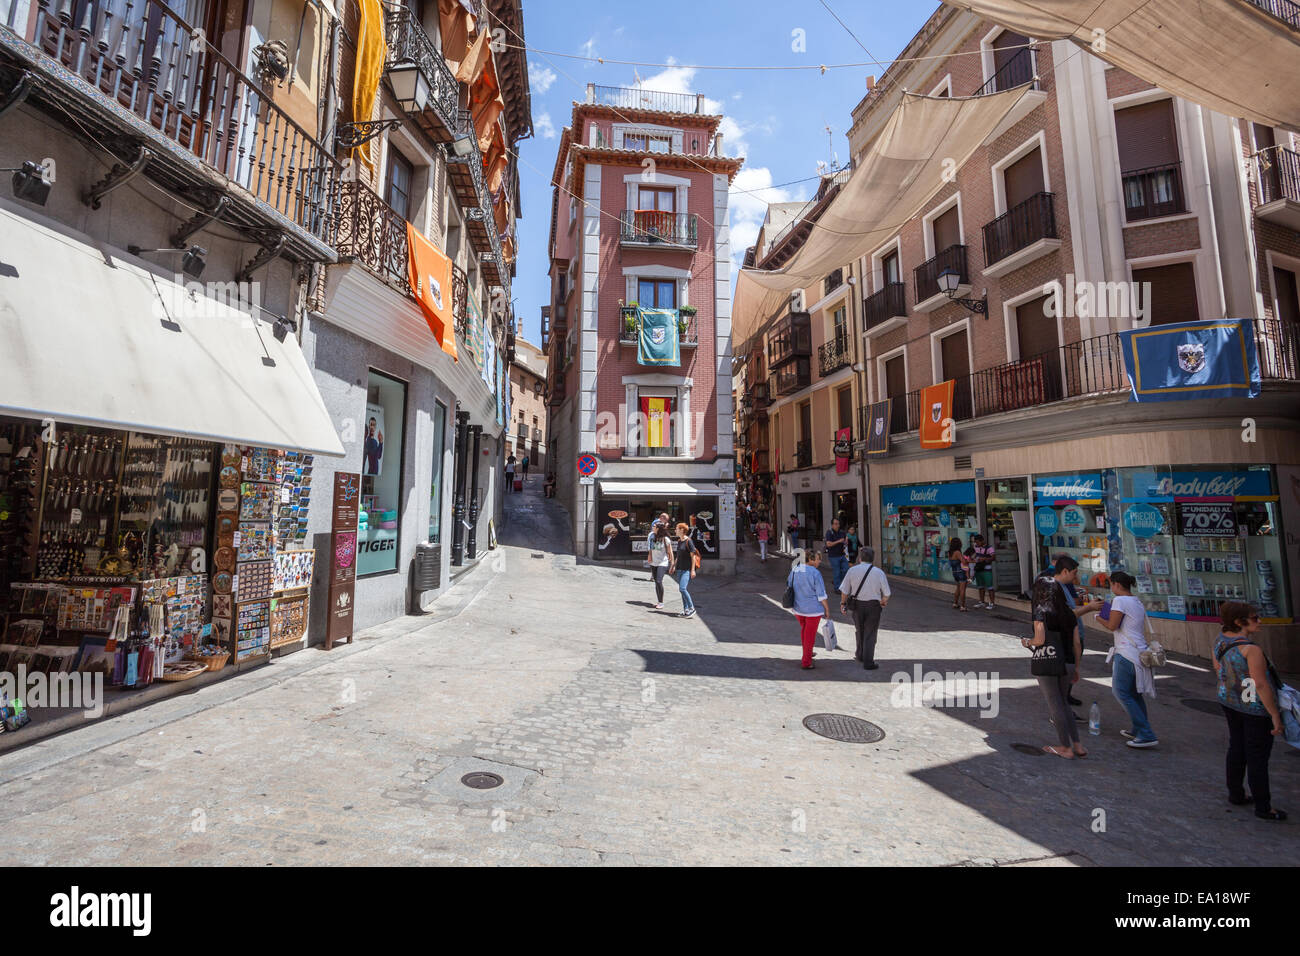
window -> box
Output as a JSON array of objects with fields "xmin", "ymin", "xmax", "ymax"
[
  {"xmin": 1115, "ymin": 100, "xmax": 1185, "ymax": 221},
  {"xmin": 1003, "ymin": 147, "xmax": 1045, "ymax": 210},
  {"xmin": 429, "ymin": 400, "xmax": 446, "ymax": 543},
  {"xmin": 359, "ymin": 369, "xmax": 407, "ymax": 576},
  {"xmin": 636, "ymin": 389, "xmax": 677, "ymax": 456},
  {"xmin": 990, "ymin": 30, "xmax": 1033, "ymax": 90},
  {"xmin": 637, "ymin": 278, "xmax": 677, "ymax": 309},
  {"xmin": 625, "ymin": 133, "xmax": 672, "ymax": 153},
  {"xmin": 637, "ymin": 186, "xmax": 676, "ymax": 212},
  {"xmin": 836, "ymin": 386, "xmax": 853, "ymax": 432},
  {"xmin": 1132, "ymin": 262, "xmax": 1200, "ymax": 326},
  {"xmin": 931, "ymin": 204, "xmax": 961, "ymax": 254},
  {"xmin": 385, "ymin": 147, "xmax": 415, "ymax": 221},
  {"xmin": 881, "ymin": 249, "xmax": 901, "ymax": 286},
  {"xmin": 831, "ymin": 305, "xmax": 847, "ymax": 346}
]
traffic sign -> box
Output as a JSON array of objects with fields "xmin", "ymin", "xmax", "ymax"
[{"xmin": 577, "ymin": 454, "xmax": 599, "ymax": 477}]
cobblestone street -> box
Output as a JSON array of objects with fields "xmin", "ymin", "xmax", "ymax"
[{"xmin": 2, "ymin": 479, "xmax": 1297, "ymax": 866}]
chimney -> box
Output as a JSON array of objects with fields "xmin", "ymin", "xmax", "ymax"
[
  {"xmin": 713, "ymin": 133, "xmax": 723, "ymax": 157},
  {"xmin": 865, "ymin": 74, "xmax": 876, "ymax": 93}
]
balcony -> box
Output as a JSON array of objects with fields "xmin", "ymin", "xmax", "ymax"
[
  {"xmin": 864, "ymin": 282, "xmax": 908, "ymax": 335},
  {"xmin": 1122, "ymin": 162, "xmax": 1187, "ymax": 223},
  {"xmin": 1255, "ymin": 147, "xmax": 1300, "ymax": 232},
  {"xmin": 914, "ymin": 245, "xmax": 970, "ymax": 312},
  {"xmin": 618, "ymin": 306, "xmax": 698, "ymax": 348},
  {"xmin": 589, "ymin": 84, "xmax": 705, "ymax": 114},
  {"xmin": 982, "ymin": 192, "xmax": 1061, "ymax": 277},
  {"xmin": 769, "ymin": 358, "xmax": 811, "ymax": 398},
  {"xmin": 767, "ymin": 311, "xmax": 812, "ymax": 368},
  {"xmin": 0, "ymin": 0, "xmax": 337, "ymax": 260},
  {"xmin": 823, "ymin": 268, "xmax": 844, "ymax": 298},
  {"xmin": 451, "ymin": 262, "xmax": 468, "ymax": 337},
  {"xmin": 976, "ymin": 47, "xmax": 1039, "ymax": 96},
  {"xmin": 817, "ymin": 334, "xmax": 851, "ymax": 377},
  {"xmin": 618, "ymin": 210, "xmax": 698, "ymax": 248},
  {"xmin": 1246, "ymin": 0, "xmax": 1300, "ymax": 27},
  {"xmin": 794, "ymin": 440, "xmax": 812, "ymax": 469},
  {"xmin": 331, "ymin": 178, "xmax": 410, "ymax": 291},
  {"xmin": 382, "ymin": 1, "xmax": 460, "ymax": 143}
]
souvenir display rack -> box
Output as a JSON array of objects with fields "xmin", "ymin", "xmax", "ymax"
[{"xmin": 270, "ymin": 549, "xmax": 314, "ymax": 649}]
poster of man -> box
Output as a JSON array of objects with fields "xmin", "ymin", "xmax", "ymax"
[{"xmin": 363, "ymin": 403, "xmax": 385, "ymax": 477}]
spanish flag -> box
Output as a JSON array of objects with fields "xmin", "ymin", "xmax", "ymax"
[
  {"xmin": 640, "ymin": 396, "xmax": 671, "ymax": 448},
  {"xmin": 406, "ymin": 223, "xmax": 457, "ymax": 362},
  {"xmin": 919, "ymin": 380, "xmax": 955, "ymax": 449}
]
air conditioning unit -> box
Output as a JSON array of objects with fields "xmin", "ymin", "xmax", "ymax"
[{"xmin": 790, "ymin": 289, "xmax": 806, "ymax": 312}]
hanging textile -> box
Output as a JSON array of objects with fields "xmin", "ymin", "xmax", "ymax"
[
  {"xmin": 485, "ymin": 130, "xmax": 508, "ymax": 194},
  {"xmin": 469, "ymin": 293, "xmax": 485, "ymax": 373},
  {"xmin": 865, "ymin": 400, "xmax": 893, "ymax": 457},
  {"xmin": 471, "ymin": 58, "xmax": 505, "ymax": 152},
  {"xmin": 456, "ymin": 27, "xmax": 491, "ymax": 85},
  {"xmin": 636, "ymin": 308, "xmax": 681, "ymax": 367},
  {"xmin": 438, "ymin": 0, "xmax": 475, "ymax": 69},
  {"xmin": 919, "ymin": 381, "xmax": 956, "ymax": 450},
  {"xmin": 351, "ymin": 0, "xmax": 388, "ymax": 168},
  {"xmin": 1118, "ymin": 319, "xmax": 1261, "ymax": 402},
  {"xmin": 640, "ymin": 397, "xmax": 672, "ymax": 448},
  {"xmin": 406, "ymin": 223, "xmax": 457, "ymax": 361}
]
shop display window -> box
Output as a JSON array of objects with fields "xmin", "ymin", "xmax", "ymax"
[
  {"xmin": 983, "ymin": 478, "xmax": 1029, "ymax": 597},
  {"xmin": 358, "ymin": 370, "xmax": 407, "ymax": 577},
  {"xmin": 1033, "ymin": 472, "xmax": 1112, "ymax": 599},
  {"xmin": 880, "ymin": 482, "xmax": 978, "ymax": 582}
]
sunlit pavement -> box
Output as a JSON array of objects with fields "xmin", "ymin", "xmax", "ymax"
[{"xmin": 1, "ymin": 477, "xmax": 1295, "ymax": 866}]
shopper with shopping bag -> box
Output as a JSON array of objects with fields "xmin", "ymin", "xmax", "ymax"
[{"xmin": 787, "ymin": 550, "xmax": 830, "ymax": 670}]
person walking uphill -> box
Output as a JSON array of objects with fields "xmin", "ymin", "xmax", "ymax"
[
  {"xmin": 647, "ymin": 522, "xmax": 672, "ymax": 610},
  {"xmin": 1024, "ymin": 556, "xmax": 1100, "ymax": 758},
  {"xmin": 504, "ymin": 455, "xmax": 516, "ymax": 493},
  {"xmin": 825, "ymin": 518, "xmax": 849, "ymax": 591},
  {"xmin": 839, "ymin": 547, "xmax": 890, "ymax": 669},
  {"xmin": 787, "ymin": 550, "xmax": 830, "ymax": 669},
  {"xmin": 787, "ymin": 514, "xmax": 800, "ymax": 555},
  {"xmin": 1093, "ymin": 571, "xmax": 1158, "ymax": 748},
  {"xmin": 668, "ymin": 522, "xmax": 699, "ymax": 618},
  {"xmin": 1214, "ymin": 602, "xmax": 1287, "ymax": 820},
  {"xmin": 755, "ymin": 515, "xmax": 772, "ymax": 563}
]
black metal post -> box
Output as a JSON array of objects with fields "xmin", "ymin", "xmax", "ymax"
[
  {"xmin": 451, "ymin": 409, "xmax": 470, "ymax": 567},
  {"xmin": 466, "ymin": 425, "xmax": 482, "ymax": 558}
]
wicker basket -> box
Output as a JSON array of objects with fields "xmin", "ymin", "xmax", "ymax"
[
  {"xmin": 185, "ymin": 652, "xmax": 229, "ymax": 672},
  {"xmin": 159, "ymin": 662, "xmax": 207, "ymax": 682}
]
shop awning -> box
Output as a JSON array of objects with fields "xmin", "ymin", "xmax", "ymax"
[
  {"xmin": 944, "ymin": 0, "xmax": 1300, "ymax": 131},
  {"xmin": 598, "ymin": 480, "xmax": 734, "ymax": 497},
  {"xmin": 0, "ymin": 203, "xmax": 345, "ymax": 457}
]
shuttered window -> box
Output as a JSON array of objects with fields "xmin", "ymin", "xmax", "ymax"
[
  {"xmin": 931, "ymin": 205, "xmax": 961, "ymax": 253},
  {"xmin": 1004, "ymin": 148, "xmax": 1045, "ymax": 209},
  {"xmin": 992, "ymin": 30, "xmax": 1032, "ymax": 90},
  {"xmin": 881, "ymin": 249, "xmax": 901, "ymax": 285},
  {"xmin": 1132, "ymin": 262, "xmax": 1200, "ymax": 326},
  {"xmin": 1274, "ymin": 267, "xmax": 1299, "ymax": 325},
  {"xmin": 940, "ymin": 330, "xmax": 972, "ymax": 419},
  {"xmin": 1015, "ymin": 295, "xmax": 1060, "ymax": 358},
  {"xmin": 1115, "ymin": 100, "xmax": 1179, "ymax": 172}
]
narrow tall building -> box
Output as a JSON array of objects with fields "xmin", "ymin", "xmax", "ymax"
[{"xmin": 544, "ymin": 84, "xmax": 743, "ymax": 568}]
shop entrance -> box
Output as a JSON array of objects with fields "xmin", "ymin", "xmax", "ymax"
[
  {"xmin": 832, "ymin": 489, "xmax": 859, "ymax": 537},
  {"xmin": 982, "ymin": 477, "xmax": 1032, "ymax": 598},
  {"xmin": 794, "ymin": 492, "xmax": 824, "ymax": 552}
]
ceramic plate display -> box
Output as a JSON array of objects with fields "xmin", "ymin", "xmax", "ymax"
[
  {"xmin": 219, "ymin": 465, "xmax": 240, "ymax": 488},
  {"xmin": 213, "ymin": 546, "xmax": 235, "ymax": 572},
  {"xmin": 212, "ymin": 571, "xmax": 233, "ymax": 595},
  {"xmin": 217, "ymin": 488, "xmax": 238, "ymax": 512}
]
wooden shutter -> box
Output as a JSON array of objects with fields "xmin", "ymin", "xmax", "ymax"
[
  {"xmin": 932, "ymin": 205, "xmax": 961, "ymax": 253},
  {"xmin": 940, "ymin": 330, "xmax": 970, "ymax": 381},
  {"xmin": 1004, "ymin": 148, "xmax": 1045, "ymax": 209},
  {"xmin": 885, "ymin": 355, "xmax": 906, "ymax": 397},
  {"xmin": 1015, "ymin": 294, "xmax": 1060, "ymax": 358},
  {"xmin": 837, "ymin": 386, "xmax": 853, "ymax": 431},
  {"xmin": 993, "ymin": 30, "xmax": 1028, "ymax": 72},
  {"xmin": 1115, "ymin": 100, "xmax": 1179, "ymax": 172},
  {"xmin": 1274, "ymin": 267, "xmax": 1300, "ymax": 325},
  {"xmin": 1133, "ymin": 262, "xmax": 1200, "ymax": 326},
  {"xmin": 799, "ymin": 401, "xmax": 812, "ymax": 441}
]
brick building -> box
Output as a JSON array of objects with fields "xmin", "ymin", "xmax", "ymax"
[{"xmin": 508, "ymin": 339, "xmax": 548, "ymax": 476}]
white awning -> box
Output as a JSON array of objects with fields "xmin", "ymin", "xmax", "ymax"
[
  {"xmin": 0, "ymin": 203, "xmax": 345, "ymax": 457},
  {"xmin": 598, "ymin": 480, "xmax": 734, "ymax": 497},
  {"xmin": 945, "ymin": 0, "xmax": 1300, "ymax": 131}
]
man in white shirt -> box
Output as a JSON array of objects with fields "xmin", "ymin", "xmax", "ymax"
[{"xmin": 839, "ymin": 547, "xmax": 891, "ymax": 669}]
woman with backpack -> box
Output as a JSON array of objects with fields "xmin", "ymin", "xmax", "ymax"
[
  {"xmin": 1214, "ymin": 602, "xmax": 1286, "ymax": 821},
  {"xmin": 668, "ymin": 522, "xmax": 699, "ymax": 618}
]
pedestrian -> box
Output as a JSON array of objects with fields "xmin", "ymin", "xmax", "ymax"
[
  {"xmin": 521, "ymin": 454, "xmax": 530, "ymax": 478},
  {"xmin": 948, "ymin": 537, "xmax": 970, "ymax": 611},
  {"xmin": 755, "ymin": 514, "xmax": 772, "ymax": 562},
  {"xmin": 1213, "ymin": 602, "xmax": 1287, "ymax": 820},
  {"xmin": 646, "ymin": 521, "xmax": 672, "ymax": 610},
  {"xmin": 543, "ymin": 473, "xmax": 556, "ymax": 498},
  {"xmin": 1059, "ymin": 574, "xmax": 1087, "ymax": 707},
  {"xmin": 1024, "ymin": 556, "xmax": 1101, "ymax": 759},
  {"xmin": 838, "ymin": 546, "xmax": 890, "ymax": 669},
  {"xmin": 846, "ymin": 523, "xmax": 860, "ymax": 564},
  {"xmin": 787, "ymin": 549, "xmax": 830, "ymax": 670},
  {"xmin": 504, "ymin": 454, "xmax": 516, "ymax": 493},
  {"xmin": 1092, "ymin": 571, "xmax": 1158, "ymax": 748},
  {"xmin": 668, "ymin": 522, "xmax": 699, "ymax": 618},
  {"xmin": 971, "ymin": 533, "xmax": 996, "ymax": 608},
  {"xmin": 825, "ymin": 518, "xmax": 849, "ymax": 591},
  {"xmin": 787, "ymin": 514, "xmax": 800, "ymax": 554}
]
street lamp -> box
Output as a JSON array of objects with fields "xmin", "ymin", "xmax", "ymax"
[
  {"xmin": 937, "ymin": 268, "xmax": 988, "ymax": 318},
  {"xmin": 388, "ymin": 62, "xmax": 430, "ymax": 113}
]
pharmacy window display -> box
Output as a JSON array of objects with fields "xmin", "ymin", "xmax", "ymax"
[
  {"xmin": 1034, "ymin": 472, "xmax": 1114, "ymax": 598},
  {"xmin": 358, "ymin": 370, "xmax": 407, "ymax": 577},
  {"xmin": 880, "ymin": 482, "xmax": 978, "ymax": 582}
]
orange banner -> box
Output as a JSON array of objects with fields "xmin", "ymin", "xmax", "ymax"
[
  {"xmin": 919, "ymin": 380, "xmax": 955, "ymax": 449},
  {"xmin": 406, "ymin": 223, "xmax": 457, "ymax": 362}
]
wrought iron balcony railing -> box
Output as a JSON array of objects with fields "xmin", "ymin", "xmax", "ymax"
[
  {"xmin": 823, "ymin": 268, "xmax": 844, "ymax": 297},
  {"xmin": 382, "ymin": 1, "xmax": 460, "ymax": 141},
  {"xmin": 983, "ymin": 191, "xmax": 1059, "ymax": 266},
  {"xmin": 1246, "ymin": 0, "xmax": 1300, "ymax": 28},
  {"xmin": 1256, "ymin": 146, "xmax": 1300, "ymax": 206},
  {"xmin": 915, "ymin": 244, "xmax": 969, "ymax": 304},
  {"xmin": 818, "ymin": 334, "xmax": 851, "ymax": 377},
  {"xmin": 1122, "ymin": 162, "xmax": 1186, "ymax": 222},
  {"xmin": 589, "ymin": 84, "xmax": 704, "ymax": 114},
  {"xmin": 330, "ymin": 178, "xmax": 410, "ymax": 291},
  {"xmin": 618, "ymin": 306, "xmax": 698, "ymax": 347},
  {"xmin": 864, "ymin": 282, "xmax": 908, "ymax": 331},
  {"xmin": 618, "ymin": 210, "xmax": 698, "ymax": 247},
  {"xmin": 976, "ymin": 46, "xmax": 1039, "ymax": 96},
  {"xmin": 5, "ymin": 0, "xmax": 337, "ymax": 243}
]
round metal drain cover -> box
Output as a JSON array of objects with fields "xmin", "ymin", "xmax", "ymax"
[
  {"xmin": 802, "ymin": 713, "xmax": 885, "ymax": 743},
  {"xmin": 1012, "ymin": 743, "xmax": 1046, "ymax": 756},
  {"xmin": 1181, "ymin": 698, "xmax": 1223, "ymax": 716},
  {"xmin": 460, "ymin": 772, "xmax": 504, "ymax": 790}
]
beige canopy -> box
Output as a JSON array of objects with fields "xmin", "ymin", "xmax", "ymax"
[
  {"xmin": 735, "ymin": 87, "xmax": 1032, "ymax": 337},
  {"xmin": 945, "ymin": 0, "xmax": 1300, "ymax": 130}
]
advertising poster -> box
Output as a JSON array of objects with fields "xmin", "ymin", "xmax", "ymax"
[{"xmin": 363, "ymin": 402, "xmax": 385, "ymax": 478}]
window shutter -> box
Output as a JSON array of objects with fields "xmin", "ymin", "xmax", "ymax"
[
  {"xmin": 1114, "ymin": 100, "xmax": 1179, "ymax": 172},
  {"xmin": 1003, "ymin": 148, "xmax": 1045, "ymax": 209},
  {"xmin": 1015, "ymin": 294, "xmax": 1060, "ymax": 358},
  {"xmin": 1132, "ymin": 262, "xmax": 1200, "ymax": 326},
  {"xmin": 932, "ymin": 205, "xmax": 961, "ymax": 252}
]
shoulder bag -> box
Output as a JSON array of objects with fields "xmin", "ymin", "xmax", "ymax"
[
  {"xmin": 1139, "ymin": 608, "xmax": 1167, "ymax": 667},
  {"xmin": 1030, "ymin": 629, "xmax": 1067, "ymax": 676},
  {"xmin": 782, "ymin": 570, "xmax": 796, "ymax": 609},
  {"xmin": 844, "ymin": 565, "xmax": 872, "ymax": 612}
]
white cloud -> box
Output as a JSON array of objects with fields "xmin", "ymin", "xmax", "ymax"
[
  {"xmin": 528, "ymin": 63, "xmax": 557, "ymax": 95},
  {"xmin": 727, "ymin": 167, "xmax": 810, "ymax": 277},
  {"xmin": 535, "ymin": 111, "xmax": 556, "ymax": 139},
  {"xmin": 580, "ymin": 36, "xmax": 598, "ymax": 63}
]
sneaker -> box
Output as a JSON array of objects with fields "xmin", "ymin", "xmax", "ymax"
[
  {"xmin": 1126, "ymin": 738, "xmax": 1159, "ymax": 748},
  {"xmin": 654, "ymin": 603, "xmax": 664, "ymax": 610},
  {"xmin": 684, "ymin": 608, "xmax": 696, "ymax": 618},
  {"xmin": 1120, "ymin": 729, "xmax": 1135, "ymax": 739}
]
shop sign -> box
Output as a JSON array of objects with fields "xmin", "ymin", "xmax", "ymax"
[
  {"xmin": 1178, "ymin": 502, "xmax": 1237, "ymax": 537},
  {"xmin": 1060, "ymin": 505, "xmax": 1088, "ymax": 534},
  {"xmin": 834, "ymin": 428, "xmax": 851, "ymax": 476},
  {"xmin": 1033, "ymin": 474, "xmax": 1104, "ymax": 503},
  {"xmin": 1158, "ymin": 470, "xmax": 1272, "ymax": 500},
  {"xmin": 1123, "ymin": 503, "xmax": 1166, "ymax": 539},
  {"xmin": 881, "ymin": 482, "xmax": 977, "ymax": 509},
  {"xmin": 1035, "ymin": 507, "xmax": 1060, "ymax": 537}
]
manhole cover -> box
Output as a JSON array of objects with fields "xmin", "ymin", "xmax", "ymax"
[
  {"xmin": 460, "ymin": 772, "xmax": 504, "ymax": 790},
  {"xmin": 1181, "ymin": 698, "xmax": 1223, "ymax": 716},
  {"xmin": 802, "ymin": 713, "xmax": 885, "ymax": 743},
  {"xmin": 1012, "ymin": 743, "xmax": 1046, "ymax": 756}
]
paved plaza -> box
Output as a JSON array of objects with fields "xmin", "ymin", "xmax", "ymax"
[{"xmin": 2, "ymin": 479, "xmax": 1296, "ymax": 866}]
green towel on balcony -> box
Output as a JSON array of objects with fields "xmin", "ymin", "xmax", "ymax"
[{"xmin": 637, "ymin": 308, "xmax": 680, "ymax": 367}]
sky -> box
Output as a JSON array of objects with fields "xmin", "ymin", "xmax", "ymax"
[{"xmin": 510, "ymin": 0, "xmax": 936, "ymax": 348}]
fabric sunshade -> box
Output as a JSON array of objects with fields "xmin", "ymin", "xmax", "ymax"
[
  {"xmin": 598, "ymin": 481, "xmax": 732, "ymax": 497},
  {"xmin": 734, "ymin": 87, "xmax": 1032, "ymax": 329},
  {"xmin": 944, "ymin": 0, "xmax": 1300, "ymax": 131},
  {"xmin": 0, "ymin": 204, "xmax": 344, "ymax": 457}
]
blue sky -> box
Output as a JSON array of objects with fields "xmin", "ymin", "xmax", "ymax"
[{"xmin": 511, "ymin": 0, "xmax": 936, "ymax": 347}]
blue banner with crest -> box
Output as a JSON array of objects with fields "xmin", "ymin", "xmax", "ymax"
[{"xmin": 1118, "ymin": 319, "xmax": 1260, "ymax": 402}]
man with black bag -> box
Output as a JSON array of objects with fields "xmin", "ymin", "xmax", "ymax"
[{"xmin": 839, "ymin": 547, "xmax": 891, "ymax": 669}]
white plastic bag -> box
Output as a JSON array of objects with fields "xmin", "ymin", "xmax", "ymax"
[{"xmin": 820, "ymin": 618, "xmax": 838, "ymax": 651}]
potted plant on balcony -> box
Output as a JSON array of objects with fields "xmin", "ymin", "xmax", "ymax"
[
  {"xmin": 677, "ymin": 304, "xmax": 696, "ymax": 335},
  {"xmin": 623, "ymin": 302, "xmax": 639, "ymax": 337}
]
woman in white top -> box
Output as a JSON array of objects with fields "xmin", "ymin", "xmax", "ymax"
[
  {"xmin": 1094, "ymin": 571, "xmax": 1158, "ymax": 748},
  {"xmin": 647, "ymin": 522, "xmax": 672, "ymax": 610}
]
